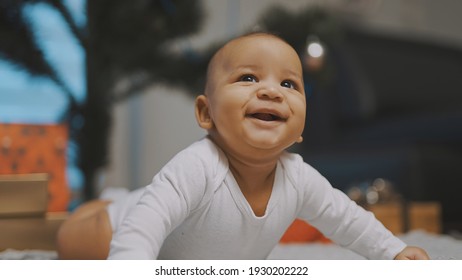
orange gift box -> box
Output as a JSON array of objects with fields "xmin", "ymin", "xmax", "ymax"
[{"xmin": 0, "ymin": 123, "xmax": 70, "ymax": 212}]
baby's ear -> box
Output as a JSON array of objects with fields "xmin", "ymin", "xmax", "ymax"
[{"xmin": 195, "ymin": 95, "xmax": 213, "ymax": 130}]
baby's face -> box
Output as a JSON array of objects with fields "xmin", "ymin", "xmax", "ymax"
[{"xmin": 202, "ymin": 35, "xmax": 306, "ymax": 159}]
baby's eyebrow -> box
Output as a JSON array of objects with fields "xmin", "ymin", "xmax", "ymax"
[
  {"xmin": 227, "ymin": 65, "xmax": 262, "ymax": 76},
  {"xmin": 283, "ymin": 69, "xmax": 303, "ymax": 81},
  {"xmin": 233, "ymin": 65, "xmax": 261, "ymax": 71}
]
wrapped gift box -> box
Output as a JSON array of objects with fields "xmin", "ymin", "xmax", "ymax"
[{"xmin": 0, "ymin": 123, "xmax": 70, "ymax": 212}]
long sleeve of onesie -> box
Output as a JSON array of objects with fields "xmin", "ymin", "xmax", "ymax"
[
  {"xmin": 291, "ymin": 154, "xmax": 406, "ymax": 259},
  {"xmin": 108, "ymin": 141, "xmax": 221, "ymax": 259}
]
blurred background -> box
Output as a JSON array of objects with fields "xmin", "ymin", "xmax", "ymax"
[{"xmin": 1, "ymin": 0, "xmax": 461, "ymax": 234}]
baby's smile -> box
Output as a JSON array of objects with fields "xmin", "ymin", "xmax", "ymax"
[
  {"xmin": 248, "ymin": 112, "xmax": 285, "ymax": 122},
  {"xmin": 245, "ymin": 106, "xmax": 288, "ymax": 123}
]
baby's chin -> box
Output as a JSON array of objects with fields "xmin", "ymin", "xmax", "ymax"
[{"xmin": 243, "ymin": 134, "xmax": 297, "ymax": 153}]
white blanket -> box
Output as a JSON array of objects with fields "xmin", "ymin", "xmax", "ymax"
[
  {"xmin": 1, "ymin": 230, "xmax": 460, "ymax": 260},
  {"xmin": 268, "ymin": 230, "xmax": 462, "ymax": 260}
]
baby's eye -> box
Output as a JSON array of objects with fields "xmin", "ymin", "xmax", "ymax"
[
  {"xmin": 239, "ymin": 74, "xmax": 257, "ymax": 83},
  {"xmin": 281, "ymin": 80, "xmax": 296, "ymax": 89}
]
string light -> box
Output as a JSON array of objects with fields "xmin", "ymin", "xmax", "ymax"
[
  {"xmin": 307, "ymin": 40, "xmax": 324, "ymax": 58},
  {"xmin": 303, "ymin": 35, "xmax": 325, "ymax": 72}
]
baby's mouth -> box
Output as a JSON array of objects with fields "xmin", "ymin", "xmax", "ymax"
[{"xmin": 247, "ymin": 113, "xmax": 285, "ymax": 122}]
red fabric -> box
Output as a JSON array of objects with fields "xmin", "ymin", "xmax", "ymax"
[{"xmin": 280, "ymin": 219, "xmax": 331, "ymax": 244}]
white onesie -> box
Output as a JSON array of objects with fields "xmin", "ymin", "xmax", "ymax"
[{"xmin": 108, "ymin": 137, "xmax": 406, "ymax": 259}]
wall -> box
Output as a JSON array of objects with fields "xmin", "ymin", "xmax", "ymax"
[{"xmin": 101, "ymin": 0, "xmax": 462, "ymax": 192}]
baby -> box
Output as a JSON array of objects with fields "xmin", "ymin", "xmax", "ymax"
[{"xmin": 57, "ymin": 32, "xmax": 429, "ymax": 260}]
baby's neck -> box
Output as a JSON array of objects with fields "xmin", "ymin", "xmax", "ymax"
[
  {"xmin": 227, "ymin": 155, "xmax": 278, "ymax": 217},
  {"xmin": 228, "ymin": 157, "xmax": 276, "ymax": 190}
]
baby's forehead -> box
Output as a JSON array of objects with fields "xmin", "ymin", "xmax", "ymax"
[{"xmin": 217, "ymin": 34, "xmax": 298, "ymax": 67}]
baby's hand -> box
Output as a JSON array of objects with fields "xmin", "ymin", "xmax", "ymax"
[{"xmin": 394, "ymin": 246, "xmax": 430, "ymax": 260}]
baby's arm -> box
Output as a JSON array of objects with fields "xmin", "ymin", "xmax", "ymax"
[
  {"xmin": 296, "ymin": 160, "xmax": 418, "ymax": 259},
  {"xmin": 108, "ymin": 148, "xmax": 209, "ymax": 259},
  {"xmin": 394, "ymin": 246, "xmax": 430, "ymax": 260}
]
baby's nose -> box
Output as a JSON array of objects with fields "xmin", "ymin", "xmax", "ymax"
[{"xmin": 256, "ymin": 85, "xmax": 283, "ymax": 101}]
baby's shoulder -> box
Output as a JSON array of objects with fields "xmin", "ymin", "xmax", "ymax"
[
  {"xmin": 179, "ymin": 137, "xmax": 228, "ymax": 170},
  {"xmin": 172, "ymin": 137, "xmax": 229, "ymax": 187},
  {"xmin": 279, "ymin": 151, "xmax": 326, "ymax": 188},
  {"xmin": 151, "ymin": 138, "xmax": 228, "ymax": 210}
]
